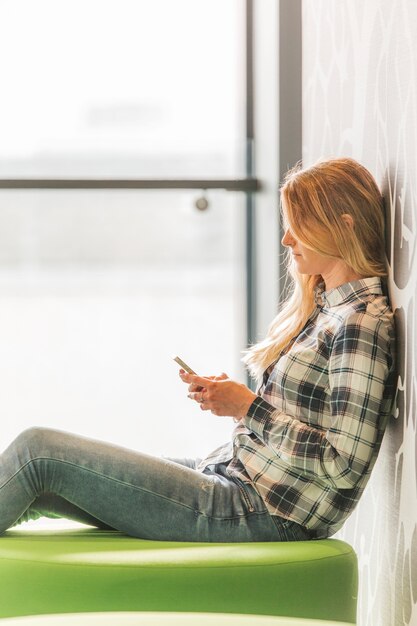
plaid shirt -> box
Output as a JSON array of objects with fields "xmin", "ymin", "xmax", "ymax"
[{"xmin": 198, "ymin": 277, "xmax": 396, "ymax": 538}]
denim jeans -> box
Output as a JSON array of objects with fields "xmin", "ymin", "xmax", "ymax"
[{"xmin": 0, "ymin": 427, "xmax": 311, "ymax": 542}]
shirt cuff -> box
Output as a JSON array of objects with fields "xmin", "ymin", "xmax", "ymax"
[{"xmin": 244, "ymin": 396, "xmax": 279, "ymax": 433}]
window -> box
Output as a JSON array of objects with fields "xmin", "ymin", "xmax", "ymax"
[
  {"xmin": 0, "ymin": 0, "xmax": 244, "ymax": 178},
  {"xmin": 0, "ymin": 1, "xmax": 248, "ymax": 460}
]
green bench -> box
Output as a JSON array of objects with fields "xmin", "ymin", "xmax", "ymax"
[{"xmin": 0, "ymin": 529, "xmax": 357, "ymax": 623}]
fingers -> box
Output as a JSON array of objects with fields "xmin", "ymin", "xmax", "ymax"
[
  {"xmin": 179, "ymin": 370, "xmax": 228, "ymax": 386},
  {"xmin": 192, "ymin": 375, "xmax": 222, "ymax": 390},
  {"xmin": 181, "ymin": 372, "xmax": 214, "ymax": 388},
  {"xmin": 179, "ymin": 371, "xmax": 213, "ymax": 392},
  {"xmin": 188, "ymin": 383, "xmax": 203, "ymax": 393},
  {"xmin": 178, "ymin": 370, "xmax": 229, "ymax": 414},
  {"xmin": 187, "ymin": 389, "xmax": 208, "ymax": 405}
]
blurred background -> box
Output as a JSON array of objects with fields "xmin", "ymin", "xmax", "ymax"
[{"xmin": 0, "ymin": 0, "xmax": 253, "ymax": 460}]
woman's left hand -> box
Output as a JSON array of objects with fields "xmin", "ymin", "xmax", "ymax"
[{"xmin": 179, "ymin": 371, "xmax": 257, "ymax": 421}]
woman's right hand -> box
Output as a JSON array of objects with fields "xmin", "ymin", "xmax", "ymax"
[{"xmin": 180, "ymin": 371, "xmax": 228, "ymax": 394}]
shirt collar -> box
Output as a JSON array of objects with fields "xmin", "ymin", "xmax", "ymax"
[{"xmin": 314, "ymin": 277, "xmax": 383, "ymax": 308}]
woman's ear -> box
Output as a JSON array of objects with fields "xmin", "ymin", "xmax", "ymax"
[{"xmin": 341, "ymin": 213, "xmax": 355, "ymax": 229}]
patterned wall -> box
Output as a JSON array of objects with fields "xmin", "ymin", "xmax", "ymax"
[{"xmin": 302, "ymin": 1, "xmax": 417, "ymax": 624}]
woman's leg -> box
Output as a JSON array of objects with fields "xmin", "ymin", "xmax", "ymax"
[
  {"xmin": 0, "ymin": 427, "xmax": 285, "ymax": 542},
  {"xmin": 16, "ymin": 459, "xmax": 201, "ymax": 529},
  {"xmin": 18, "ymin": 457, "xmax": 202, "ymax": 530}
]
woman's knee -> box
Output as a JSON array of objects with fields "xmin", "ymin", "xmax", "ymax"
[{"xmin": 12, "ymin": 427, "xmax": 61, "ymax": 457}]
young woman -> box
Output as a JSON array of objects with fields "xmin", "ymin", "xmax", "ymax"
[{"xmin": 0, "ymin": 157, "xmax": 396, "ymax": 542}]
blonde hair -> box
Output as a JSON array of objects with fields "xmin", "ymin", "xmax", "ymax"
[{"xmin": 242, "ymin": 157, "xmax": 388, "ymax": 382}]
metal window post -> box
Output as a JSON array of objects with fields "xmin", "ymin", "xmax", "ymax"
[{"xmin": 245, "ymin": 0, "xmax": 257, "ymax": 388}]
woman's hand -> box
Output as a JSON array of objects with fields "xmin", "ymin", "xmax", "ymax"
[{"xmin": 179, "ymin": 370, "xmax": 257, "ymax": 421}]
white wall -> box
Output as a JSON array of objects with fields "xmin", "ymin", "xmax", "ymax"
[{"xmin": 303, "ymin": 2, "xmax": 417, "ymax": 624}]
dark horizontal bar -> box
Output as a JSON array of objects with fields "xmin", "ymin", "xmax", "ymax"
[{"xmin": 0, "ymin": 178, "xmax": 260, "ymax": 192}]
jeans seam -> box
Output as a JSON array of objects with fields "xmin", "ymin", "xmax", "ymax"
[
  {"xmin": 0, "ymin": 459, "xmax": 39, "ymax": 491},
  {"xmin": 6, "ymin": 456, "xmax": 259, "ymax": 522},
  {"xmin": 0, "ymin": 457, "xmax": 196, "ymax": 514}
]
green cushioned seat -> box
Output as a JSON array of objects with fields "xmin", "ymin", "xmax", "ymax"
[{"xmin": 0, "ymin": 529, "xmax": 357, "ymax": 623}]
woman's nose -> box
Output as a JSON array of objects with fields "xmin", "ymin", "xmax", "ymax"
[{"xmin": 281, "ymin": 228, "xmax": 295, "ymax": 247}]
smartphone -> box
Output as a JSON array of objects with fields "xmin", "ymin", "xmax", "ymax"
[{"xmin": 172, "ymin": 355, "xmax": 197, "ymax": 375}]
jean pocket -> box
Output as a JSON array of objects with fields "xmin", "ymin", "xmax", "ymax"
[{"xmin": 230, "ymin": 475, "xmax": 265, "ymax": 514}]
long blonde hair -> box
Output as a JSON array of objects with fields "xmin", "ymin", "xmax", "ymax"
[{"xmin": 242, "ymin": 157, "xmax": 388, "ymax": 382}]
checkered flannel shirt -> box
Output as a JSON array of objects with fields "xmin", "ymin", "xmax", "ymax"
[{"xmin": 197, "ymin": 277, "xmax": 397, "ymax": 538}]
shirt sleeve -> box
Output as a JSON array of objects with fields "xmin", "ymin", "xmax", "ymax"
[{"xmin": 243, "ymin": 314, "xmax": 393, "ymax": 489}]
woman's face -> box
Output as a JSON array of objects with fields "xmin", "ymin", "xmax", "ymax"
[
  {"xmin": 280, "ymin": 195, "xmax": 364, "ymax": 288},
  {"xmin": 281, "ymin": 227, "xmax": 339, "ymax": 277},
  {"xmin": 281, "ymin": 225, "xmax": 362, "ymax": 290}
]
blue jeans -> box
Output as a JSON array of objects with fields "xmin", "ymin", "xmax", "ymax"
[{"xmin": 0, "ymin": 427, "xmax": 310, "ymax": 542}]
